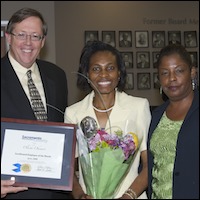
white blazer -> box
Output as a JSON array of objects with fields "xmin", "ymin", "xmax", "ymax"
[{"xmin": 65, "ymin": 90, "xmax": 151, "ymax": 199}]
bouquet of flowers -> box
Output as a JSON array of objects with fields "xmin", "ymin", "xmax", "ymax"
[{"xmin": 76, "ymin": 116, "xmax": 140, "ymax": 199}]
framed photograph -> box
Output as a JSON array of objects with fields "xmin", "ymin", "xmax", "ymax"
[
  {"xmin": 125, "ymin": 73, "xmax": 134, "ymax": 90},
  {"xmin": 137, "ymin": 73, "xmax": 151, "ymax": 90},
  {"xmin": 1, "ymin": 117, "xmax": 76, "ymax": 191},
  {"xmin": 152, "ymin": 51, "xmax": 160, "ymax": 68},
  {"xmin": 1, "ymin": 20, "xmax": 9, "ymax": 58},
  {"xmin": 184, "ymin": 31, "xmax": 197, "ymax": 48},
  {"xmin": 152, "ymin": 31, "xmax": 165, "ymax": 48},
  {"xmin": 189, "ymin": 51, "xmax": 198, "ymax": 68},
  {"xmin": 168, "ymin": 31, "xmax": 181, "ymax": 45},
  {"xmin": 136, "ymin": 51, "xmax": 150, "ymax": 68},
  {"xmin": 120, "ymin": 52, "xmax": 133, "ymax": 68},
  {"xmin": 135, "ymin": 31, "xmax": 149, "ymax": 48},
  {"xmin": 102, "ymin": 31, "xmax": 116, "ymax": 47},
  {"xmin": 153, "ymin": 72, "xmax": 160, "ymax": 89},
  {"xmin": 85, "ymin": 31, "xmax": 98, "ymax": 44},
  {"xmin": 119, "ymin": 31, "xmax": 132, "ymax": 47}
]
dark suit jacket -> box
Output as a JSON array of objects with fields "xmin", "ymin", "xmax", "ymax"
[
  {"xmin": 137, "ymin": 61, "xmax": 150, "ymax": 68},
  {"xmin": 1, "ymin": 54, "xmax": 71, "ymax": 199},
  {"xmin": 147, "ymin": 90, "xmax": 199, "ymax": 199},
  {"xmin": 119, "ymin": 40, "xmax": 132, "ymax": 47}
]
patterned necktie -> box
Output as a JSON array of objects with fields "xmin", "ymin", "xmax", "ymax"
[{"xmin": 27, "ymin": 70, "xmax": 47, "ymax": 121}]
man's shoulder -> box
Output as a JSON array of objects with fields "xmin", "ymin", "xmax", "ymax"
[{"xmin": 37, "ymin": 59, "xmax": 65, "ymax": 74}]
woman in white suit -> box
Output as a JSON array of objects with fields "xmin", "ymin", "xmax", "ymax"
[{"xmin": 65, "ymin": 41, "xmax": 151, "ymax": 199}]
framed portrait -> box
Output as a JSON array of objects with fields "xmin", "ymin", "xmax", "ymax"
[
  {"xmin": 184, "ymin": 31, "xmax": 197, "ymax": 48},
  {"xmin": 1, "ymin": 117, "xmax": 76, "ymax": 191},
  {"xmin": 189, "ymin": 51, "xmax": 198, "ymax": 68},
  {"xmin": 153, "ymin": 72, "xmax": 160, "ymax": 89},
  {"xmin": 152, "ymin": 31, "xmax": 165, "ymax": 48},
  {"xmin": 168, "ymin": 31, "xmax": 181, "ymax": 45},
  {"xmin": 85, "ymin": 31, "xmax": 98, "ymax": 44},
  {"xmin": 125, "ymin": 73, "xmax": 134, "ymax": 90},
  {"xmin": 119, "ymin": 31, "xmax": 132, "ymax": 47},
  {"xmin": 137, "ymin": 73, "xmax": 151, "ymax": 90},
  {"xmin": 1, "ymin": 20, "xmax": 9, "ymax": 58},
  {"xmin": 135, "ymin": 31, "xmax": 149, "ymax": 48},
  {"xmin": 120, "ymin": 52, "xmax": 133, "ymax": 68},
  {"xmin": 152, "ymin": 51, "xmax": 160, "ymax": 68},
  {"xmin": 136, "ymin": 51, "xmax": 150, "ymax": 69},
  {"xmin": 102, "ymin": 31, "xmax": 116, "ymax": 47}
]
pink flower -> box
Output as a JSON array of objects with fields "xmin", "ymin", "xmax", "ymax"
[{"xmin": 87, "ymin": 130, "xmax": 138, "ymax": 161}]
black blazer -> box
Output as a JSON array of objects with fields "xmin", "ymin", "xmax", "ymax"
[
  {"xmin": 147, "ymin": 90, "xmax": 199, "ymax": 199},
  {"xmin": 1, "ymin": 54, "xmax": 70, "ymax": 199},
  {"xmin": 1, "ymin": 54, "xmax": 68, "ymax": 122}
]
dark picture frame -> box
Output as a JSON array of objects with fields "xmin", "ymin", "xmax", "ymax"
[
  {"xmin": 152, "ymin": 31, "xmax": 165, "ymax": 48},
  {"xmin": 1, "ymin": 20, "xmax": 9, "ymax": 58},
  {"xmin": 189, "ymin": 51, "xmax": 198, "ymax": 68},
  {"xmin": 168, "ymin": 31, "xmax": 181, "ymax": 45},
  {"xmin": 119, "ymin": 31, "xmax": 132, "ymax": 47},
  {"xmin": 85, "ymin": 31, "xmax": 98, "ymax": 44},
  {"xmin": 137, "ymin": 73, "xmax": 151, "ymax": 90},
  {"xmin": 136, "ymin": 51, "xmax": 150, "ymax": 69},
  {"xmin": 184, "ymin": 31, "xmax": 197, "ymax": 48},
  {"xmin": 102, "ymin": 31, "xmax": 116, "ymax": 47},
  {"xmin": 120, "ymin": 52, "xmax": 133, "ymax": 68},
  {"xmin": 153, "ymin": 72, "xmax": 160, "ymax": 89},
  {"xmin": 125, "ymin": 72, "xmax": 134, "ymax": 90},
  {"xmin": 135, "ymin": 31, "xmax": 149, "ymax": 48},
  {"xmin": 1, "ymin": 118, "xmax": 76, "ymax": 191},
  {"xmin": 152, "ymin": 51, "xmax": 160, "ymax": 68}
]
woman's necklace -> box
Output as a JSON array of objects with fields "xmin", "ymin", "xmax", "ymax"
[{"xmin": 93, "ymin": 105, "xmax": 114, "ymax": 113}]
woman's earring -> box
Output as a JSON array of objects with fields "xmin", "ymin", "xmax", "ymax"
[
  {"xmin": 160, "ymin": 86, "xmax": 162, "ymax": 94},
  {"xmin": 192, "ymin": 78, "xmax": 197, "ymax": 90}
]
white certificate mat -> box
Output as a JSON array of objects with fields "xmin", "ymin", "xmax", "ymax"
[
  {"xmin": 2, "ymin": 129, "xmax": 64, "ymax": 179},
  {"xmin": 1, "ymin": 118, "xmax": 76, "ymax": 191}
]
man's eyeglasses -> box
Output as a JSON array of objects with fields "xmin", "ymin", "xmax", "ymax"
[{"xmin": 11, "ymin": 32, "xmax": 44, "ymax": 41}]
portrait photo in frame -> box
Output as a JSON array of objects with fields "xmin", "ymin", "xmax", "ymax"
[
  {"xmin": 119, "ymin": 31, "xmax": 132, "ymax": 47},
  {"xmin": 136, "ymin": 51, "xmax": 150, "ymax": 69},
  {"xmin": 137, "ymin": 73, "xmax": 151, "ymax": 90},
  {"xmin": 184, "ymin": 31, "xmax": 197, "ymax": 48},
  {"xmin": 85, "ymin": 31, "xmax": 98, "ymax": 44},
  {"xmin": 135, "ymin": 31, "xmax": 149, "ymax": 48},
  {"xmin": 1, "ymin": 117, "xmax": 76, "ymax": 191},
  {"xmin": 153, "ymin": 72, "xmax": 160, "ymax": 89},
  {"xmin": 102, "ymin": 31, "xmax": 116, "ymax": 47},
  {"xmin": 1, "ymin": 20, "xmax": 9, "ymax": 58},
  {"xmin": 168, "ymin": 31, "xmax": 181, "ymax": 45},
  {"xmin": 120, "ymin": 52, "xmax": 133, "ymax": 68},
  {"xmin": 152, "ymin": 51, "xmax": 160, "ymax": 68},
  {"xmin": 125, "ymin": 72, "xmax": 134, "ymax": 90},
  {"xmin": 152, "ymin": 31, "xmax": 165, "ymax": 48},
  {"xmin": 189, "ymin": 51, "xmax": 198, "ymax": 68}
]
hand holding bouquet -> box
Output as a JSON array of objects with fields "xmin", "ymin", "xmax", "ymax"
[{"xmin": 76, "ymin": 116, "xmax": 139, "ymax": 199}]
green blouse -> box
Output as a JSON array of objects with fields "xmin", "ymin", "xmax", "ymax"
[{"xmin": 150, "ymin": 112, "xmax": 183, "ymax": 199}]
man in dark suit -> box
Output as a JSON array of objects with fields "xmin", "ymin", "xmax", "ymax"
[
  {"xmin": 137, "ymin": 54, "xmax": 150, "ymax": 68},
  {"xmin": 153, "ymin": 32, "xmax": 165, "ymax": 48},
  {"xmin": 1, "ymin": 8, "xmax": 71, "ymax": 199},
  {"xmin": 119, "ymin": 32, "xmax": 132, "ymax": 47},
  {"xmin": 168, "ymin": 32, "xmax": 181, "ymax": 45}
]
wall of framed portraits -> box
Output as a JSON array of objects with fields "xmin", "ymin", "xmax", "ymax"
[
  {"xmin": 1, "ymin": 1, "xmax": 199, "ymax": 106},
  {"xmin": 83, "ymin": 28, "xmax": 198, "ymax": 106}
]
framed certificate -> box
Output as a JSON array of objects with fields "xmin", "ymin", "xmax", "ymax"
[{"xmin": 1, "ymin": 118, "xmax": 76, "ymax": 191}]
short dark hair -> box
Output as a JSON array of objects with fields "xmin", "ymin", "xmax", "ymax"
[
  {"xmin": 6, "ymin": 7, "xmax": 48, "ymax": 36},
  {"xmin": 156, "ymin": 44, "xmax": 192, "ymax": 69},
  {"xmin": 77, "ymin": 40, "xmax": 127, "ymax": 92}
]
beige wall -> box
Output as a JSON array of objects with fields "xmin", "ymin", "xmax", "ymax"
[
  {"xmin": 1, "ymin": 1, "xmax": 199, "ymax": 106},
  {"xmin": 1, "ymin": 1, "xmax": 56, "ymax": 62}
]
